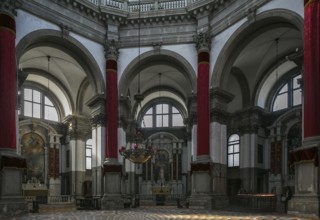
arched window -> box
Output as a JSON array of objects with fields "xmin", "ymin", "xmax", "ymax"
[
  {"xmin": 85, "ymin": 139, "xmax": 92, "ymax": 170},
  {"xmin": 272, "ymin": 74, "xmax": 302, "ymax": 112},
  {"xmin": 141, "ymin": 103, "xmax": 184, "ymax": 128},
  {"xmin": 228, "ymin": 134, "xmax": 240, "ymax": 167},
  {"xmin": 20, "ymin": 88, "xmax": 59, "ymax": 122}
]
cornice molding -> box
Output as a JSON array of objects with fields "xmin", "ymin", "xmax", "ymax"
[{"xmin": 21, "ymin": 0, "xmax": 260, "ymax": 47}]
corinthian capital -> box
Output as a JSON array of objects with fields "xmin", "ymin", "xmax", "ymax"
[
  {"xmin": 0, "ymin": 0, "xmax": 22, "ymax": 16},
  {"xmin": 104, "ymin": 39, "xmax": 119, "ymax": 60},
  {"xmin": 194, "ymin": 31, "xmax": 211, "ymax": 52}
]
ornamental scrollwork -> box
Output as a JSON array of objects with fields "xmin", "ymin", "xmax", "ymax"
[
  {"xmin": 194, "ymin": 31, "xmax": 211, "ymax": 52},
  {"xmin": 104, "ymin": 39, "xmax": 119, "ymax": 60}
]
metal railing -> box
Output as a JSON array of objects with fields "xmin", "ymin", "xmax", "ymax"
[
  {"xmin": 48, "ymin": 195, "xmax": 73, "ymax": 204},
  {"xmin": 24, "ymin": 195, "xmax": 73, "ymax": 204},
  {"xmin": 229, "ymin": 194, "xmax": 277, "ymax": 212}
]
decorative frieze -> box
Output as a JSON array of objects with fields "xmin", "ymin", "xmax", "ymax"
[
  {"xmin": 229, "ymin": 107, "xmax": 267, "ymax": 135},
  {"xmin": 211, "ymin": 108, "xmax": 230, "ymax": 125}
]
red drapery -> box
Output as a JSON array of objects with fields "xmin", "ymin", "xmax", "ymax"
[
  {"xmin": 197, "ymin": 51, "xmax": 210, "ymax": 156},
  {"xmin": 105, "ymin": 59, "xmax": 118, "ymax": 159},
  {"xmin": 289, "ymin": 147, "xmax": 318, "ymax": 167},
  {"xmin": 304, "ymin": 0, "xmax": 320, "ymax": 138},
  {"xmin": 0, "ymin": 14, "xmax": 16, "ymax": 149}
]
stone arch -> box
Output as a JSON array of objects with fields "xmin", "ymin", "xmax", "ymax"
[
  {"xmin": 16, "ymin": 29, "xmax": 104, "ymax": 97},
  {"xmin": 119, "ymin": 48, "xmax": 197, "ymax": 99},
  {"xmin": 211, "ymin": 9, "xmax": 303, "ymax": 108}
]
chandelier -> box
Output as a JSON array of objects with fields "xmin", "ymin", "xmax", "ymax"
[
  {"xmin": 118, "ymin": 0, "xmax": 156, "ymax": 164},
  {"xmin": 119, "ymin": 129, "xmax": 155, "ymax": 164}
]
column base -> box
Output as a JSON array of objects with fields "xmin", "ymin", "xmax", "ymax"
[
  {"xmin": 0, "ymin": 149, "xmax": 28, "ymax": 217},
  {"xmin": 101, "ymin": 159, "xmax": 123, "ymax": 210},
  {"xmin": 188, "ymin": 194, "xmax": 212, "ymax": 209},
  {"xmin": 101, "ymin": 194, "xmax": 123, "ymax": 210},
  {"xmin": 211, "ymin": 195, "xmax": 229, "ymax": 209},
  {"xmin": 0, "ymin": 198, "xmax": 28, "ymax": 217},
  {"xmin": 288, "ymin": 195, "xmax": 319, "ymax": 219},
  {"xmin": 190, "ymin": 161, "xmax": 212, "ymax": 209}
]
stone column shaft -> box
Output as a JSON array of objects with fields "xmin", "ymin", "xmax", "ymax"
[
  {"xmin": 0, "ymin": 12, "xmax": 16, "ymax": 150},
  {"xmin": 304, "ymin": 0, "xmax": 320, "ymax": 139},
  {"xmin": 105, "ymin": 40, "xmax": 119, "ymax": 160}
]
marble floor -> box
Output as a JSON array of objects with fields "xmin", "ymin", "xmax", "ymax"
[{"xmin": 5, "ymin": 205, "xmax": 316, "ymax": 220}]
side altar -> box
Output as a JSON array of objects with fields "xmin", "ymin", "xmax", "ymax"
[{"xmin": 152, "ymin": 186, "xmax": 171, "ymax": 205}]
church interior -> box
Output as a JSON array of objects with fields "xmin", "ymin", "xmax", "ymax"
[{"xmin": 0, "ymin": 0, "xmax": 319, "ymax": 218}]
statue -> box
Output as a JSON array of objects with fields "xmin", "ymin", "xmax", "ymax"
[{"xmin": 159, "ymin": 167, "xmax": 165, "ymax": 186}]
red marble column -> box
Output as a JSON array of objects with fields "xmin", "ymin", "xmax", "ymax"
[
  {"xmin": 304, "ymin": 0, "xmax": 320, "ymax": 139},
  {"xmin": 197, "ymin": 50, "xmax": 210, "ymax": 156},
  {"xmin": 105, "ymin": 41, "xmax": 119, "ymax": 159},
  {"xmin": 0, "ymin": 13, "xmax": 16, "ymax": 150}
]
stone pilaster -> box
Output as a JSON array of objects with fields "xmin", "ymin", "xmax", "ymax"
[
  {"xmin": 210, "ymin": 88, "xmax": 233, "ymax": 208},
  {"xmin": 87, "ymin": 95, "xmax": 106, "ymax": 198},
  {"xmin": 63, "ymin": 115, "xmax": 91, "ymax": 199}
]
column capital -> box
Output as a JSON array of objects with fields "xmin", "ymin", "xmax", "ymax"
[
  {"xmin": 210, "ymin": 108, "xmax": 230, "ymax": 125},
  {"xmin": 104, "ymin": 39, "xmax": 119, "ymax": 60},
  {"xmin": 194, "ymin": 31, "xmax": 211, "ymax": 52},
  {"xmin": 63, "ymin": 115, "xmax": 91, "ymax": 141},
  {"xmin": 0, "ymin": 0, "xmax": 22, "ymax": 17},
  {"xmin": 90, "ymin": 113, "xmax": 105, "ymax": 127}
]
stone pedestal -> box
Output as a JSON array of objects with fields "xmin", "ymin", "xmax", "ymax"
[
  {"xmin": 189, "ymin": 161, "xmax": 212, "ymax": 209},
  {"xmin": 288, "ymin": 156, "xmax": 319, "ymax": 218},
  {"xmin": 288, "ymin": 195, "xmax": 319, "ymax": 219},
  {"xmin": 101, "ymin": 159, "xmax": 123, "ymax": 210},
  {"xmin": 0, "ymin": 150, "xmax": 28, "ymax": 217}
]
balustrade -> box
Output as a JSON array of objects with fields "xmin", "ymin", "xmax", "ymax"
[{"xmin": 84, "ymin": 0, "xmax": 206, "ymax": 12}]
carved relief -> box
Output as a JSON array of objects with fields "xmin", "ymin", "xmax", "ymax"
[
  {"xmin": 194, "ymin": 31, "xmax": 211, "ymax": 52},
  {"xmin": 104, "ymin": 39, "xmax": 119, "ymax": 60}
]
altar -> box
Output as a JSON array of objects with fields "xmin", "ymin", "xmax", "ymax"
[
  {"xmin": 22, "ymin": 178, "xmax": 48, "ymax": 204},
  {"xmin": 152, "ymin": 186, "xmax": 171, "ymax": 205}
]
